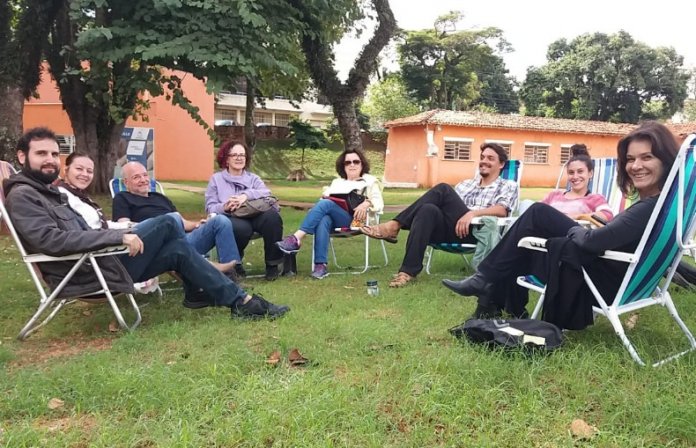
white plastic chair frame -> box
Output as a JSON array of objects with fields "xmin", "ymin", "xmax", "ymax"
[
  {"xmin": 311, "ymin": 210, "xmax": 389, "ymax": 275},
  {"xmin": 0, "ymin": 195, "xmax": 141, "ymax": 340}
]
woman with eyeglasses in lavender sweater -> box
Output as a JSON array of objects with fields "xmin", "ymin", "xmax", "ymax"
[{"xmin": 205, "ymin": 141, "xmax": 284, "ymax": 280}]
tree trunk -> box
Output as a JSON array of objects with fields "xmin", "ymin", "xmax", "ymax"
[
  {"xmin": 244, "ymin": 79, "xmax": 256, "ymax": 151},
  {"xmin": 0, "ymin": 85, "xmax": 24, "ymax": 164},
  {"xmin": 291, "ymin": 0, "xmax": 396, "ymax": 154},
  {"xmin": 332, "ymin": 101, "xmax": 362, "ymax": 152}
]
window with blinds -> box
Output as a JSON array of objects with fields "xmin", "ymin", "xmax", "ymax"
[
  {"xmin": 560, "ymin": 145, "xmax": 571, "ymax": 164},
  {"xmin": 524, "ymin": 144, "xmax": 549, "ymax": 164},
  {"xmin": 56, "ymin": 135, "xmax": 75, "ymax": 155},
  {"xmin": 443, "ymin": 140, "xmax": 472, "ymax": 160}
]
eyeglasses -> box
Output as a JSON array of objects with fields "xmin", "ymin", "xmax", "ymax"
[
  {"xmin": 228, "ymin": 153, "xmax": 246, "ymax": 159},
  {"xmin": 344, "ymin": 160, "xmax": 361, "ymax": 166}
]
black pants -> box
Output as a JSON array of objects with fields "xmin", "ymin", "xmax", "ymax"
[
  {"xmin": 394, "ymin": 183, "xmax": 475, "ymax": 276},
  {"xmin": 228, "ymin": 209, "xmax": 284, "ymax": 266},
  {"xmin": 477, "ymin": 202, "xmax": 578, "ymax": 314}
]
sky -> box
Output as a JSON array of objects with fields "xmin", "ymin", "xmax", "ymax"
[{"xmin": 335, "ymin": 0, "xmax": 696, "ymax": 83}]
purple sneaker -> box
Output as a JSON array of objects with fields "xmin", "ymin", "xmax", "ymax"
[
  {"xmin": 276, "ymin": 235, "xmax": 301, "ymax": 254},
  {"xmin": 311, "ymin": 263, "xmax": 328, "ymax": 279}
]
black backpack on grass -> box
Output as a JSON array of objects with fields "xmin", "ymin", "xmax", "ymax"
[{"xmin": 449, "ymin": 318, "xmax": 563, "ymax": 352}]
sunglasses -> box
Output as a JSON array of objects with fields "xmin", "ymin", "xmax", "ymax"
[{"xmin": 343, "ymin": 159, "xmax": 361, "ymax": 166}]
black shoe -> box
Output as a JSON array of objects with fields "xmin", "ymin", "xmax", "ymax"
[
  {"xmin": 231, "ymin": 294, "xmax": 290, "ymax": 320},
  {"xmin": 471, "ymin": 303, "xmax": 503, "ymax": 319},
  {"xmin": 442, "ymin": 272, "xmax": 493, "ymax": 297},
  {"xmin": 265, "ymin": 264, "xmax": 280, "ymax": 281},
  {"xmin": 183, "ymin": 289, "xmax": 212, "ymax": 309},
  {"xmin": 224, "ymin": 269, "xmax": 239, "ymax": 283},
  {"xmin": 234, "ymin": 263, "xmax": 247, "ymax": 278}
]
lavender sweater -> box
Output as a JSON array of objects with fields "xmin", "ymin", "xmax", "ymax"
[{"xmin": 205, "ymin": 170, "xmax": 278, "ymax": 214}]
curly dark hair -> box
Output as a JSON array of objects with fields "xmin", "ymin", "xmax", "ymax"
[
  {"xmin": 217, "ymin": 141, "xmax": 251, "ymax": 170},
  {"xmin": 335, "ymin": 149, "xmax": 370, "ymax": 179},
  {"xmin": 16, "ymin": 127, "xmax": 58, "ymax": 155},
  {"xmin": 616, "ymin": 121, "xmax": 678, "ymax": 197},
  {"xmin": 480, "ymin": 142, "xmax": 508, "ymax": 164}
]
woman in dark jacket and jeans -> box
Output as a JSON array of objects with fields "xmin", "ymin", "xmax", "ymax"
[{"xmin": 442, "ymin": 121, "xmax": 679, "ymax": 328}]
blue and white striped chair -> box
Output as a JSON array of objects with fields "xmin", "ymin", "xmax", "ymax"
[
  {"xmin": 109, "ymin": 177, "xmax": 165, "ymax": 197},
  {"xmin": 424, "ymin": 159, "xmax": 523, "ymax": 274},
  {"xmin": 518, "ymin": 134, "xmax": 696, "ymax": 366}
]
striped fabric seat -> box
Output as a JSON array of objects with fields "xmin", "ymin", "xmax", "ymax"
[
  {"xmin": 517, "ymin": 134, "xmax": 696, "ymax": 366},
  {"xmin": 424, "ymin": 160, "xmax": 523, "ymax": 274},
  {"xmin": 109, "ymin": 177, "xmax": 164, "ymax": 197}
]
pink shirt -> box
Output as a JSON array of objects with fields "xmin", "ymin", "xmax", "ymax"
[{"xmin": 541, "ymin": 190, "xmax": 614, "ymax": 221}]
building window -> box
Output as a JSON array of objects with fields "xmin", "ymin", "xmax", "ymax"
[
  {"xmin": 253, "ymin": 111, "xmax": 272, "ymax": 124},
  {"xmin": 524, "ymin": 143, "xmax": 550, "ymax": 164},
  {"xmin": 443, "ymin": 138, "xmax": 473, "ymax": 161},
  {"xmin": 275, "ymin": 113, "xmax": 291, "ymax": 127},
  {"xmin": 485, "ymin": 140, "xmax": 513, "ymax": 159},
  {"xmin": 215, "ymin": 109, "xmax": 237, "ymax": 122},
  {"xmin": 560, "ymin": 145, "xmax": 571, "ymax": 164},
  {"xmin": 56, "ymin": 135, "xmax": 75, "ymax": 155}
]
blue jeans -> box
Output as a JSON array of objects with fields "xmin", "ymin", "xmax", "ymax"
[
  {"xmin": 120, "ymin": 214, "xmax": 246, "ymax": 307},
  {"xmin": 182, "ymin": 214, "xmax": 240, "ymax": 263},
  {"xmin": 299, "ymin": 199, "xmax": 352, "ymax": 264}
]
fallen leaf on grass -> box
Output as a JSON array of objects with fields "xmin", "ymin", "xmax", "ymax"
[
  {"xmin": 570, "ymin": 419, "xmax": 598, "ymax": 439},
  {"xmin": 47, "ymin": 398, "xmax": 64, "ymax": 410},
  {"xmin": 625, "ymin": 313, "xmax": 640, "ymax": 330},
  {"xmin": 108, "ymin": 321, "xmax": 119, "ymax": 333},
  {"xmin": 82, "ymin": 310, "xmax": 92, "ymax": 316},
  {"xmin": 288, "ymin": 348, "xmax": 309, "ymax": 367},
  {"xmin": 266, "ymin": 350, "xmax": 282, "ymax": 366},
  {"xmin": 343, "ymin": 286, "xmax": 355, "ymax": 289}
]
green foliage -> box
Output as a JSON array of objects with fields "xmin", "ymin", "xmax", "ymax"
[
  {"xmin": 520, "ymin": 31, "xmax": 690, "ymax": 123},
  {"xmin": 288, "ymin": 119, "xmax": 327, "ymax": 151},
  {"xmin": 398, "ymin": 11, "xmax": 518, "ymax": 113},
  {"xmin": 362, "ymin": 75, "xmax": 420, "ymax": 130}
]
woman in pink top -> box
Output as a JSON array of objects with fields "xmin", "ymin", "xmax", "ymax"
[{"xmin": 541, "ymin": 144, "xmax": 614, "ymax": 222}]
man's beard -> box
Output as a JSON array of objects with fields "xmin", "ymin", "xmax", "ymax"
[{"xmin": 22, "ymin": 163, "xmax": 59, "ymax": 184}]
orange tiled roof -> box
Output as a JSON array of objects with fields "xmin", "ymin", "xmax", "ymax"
[
  {"xmin": 385, "ymin": 109, "xmax": 637, "ymax": 136},
  {"xmin": 666, "ymin": 122, "xmax": 696, "ymax": 137}
]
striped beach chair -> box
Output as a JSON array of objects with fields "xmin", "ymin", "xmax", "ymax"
[
  {"xmin": 556, "ymin": 157, "xmax": 630, "ymax": 215},
  {"xmin": 424, "ymin": 159, "xmax": 523, "ymax": 274},
  {"xmin": 517, "ymin": 134, "xmax": 696, "ymax": 366}
]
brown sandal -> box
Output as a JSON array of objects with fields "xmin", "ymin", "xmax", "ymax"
[
  {"xmin": 360, "ymin": 223, "xmax": 399, "ymax": 243},
  {"xmin": 389, "ymin": 272, "xmax": 414, "ymax": 288}
]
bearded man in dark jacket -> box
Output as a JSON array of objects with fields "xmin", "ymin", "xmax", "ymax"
[{"xmin": 3, "ymin": 127, "xmax": 288, "ymax": 320}]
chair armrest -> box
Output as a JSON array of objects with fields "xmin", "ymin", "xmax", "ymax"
[
  {"xmin": 517, "ymin": 237, "xmax": 637, "ymax": 263},
  {"xmin": 470, "ymin": 216, "xmax": 517, "ymax": 226},
  {"xmin": 24, "ymin": 245, "xmax": 129, "ymax": 263}
]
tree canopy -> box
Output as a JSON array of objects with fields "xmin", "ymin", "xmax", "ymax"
[
  {"xmin": 362, "ymin": 75, "xmax": 420, "ymax": 131},
  {"xmin": 0, "ymin": 0, "xmax": 61, "ymax": 161},
  {"xmin": 397, "ymin": 11, "xmax": 518, "ymax": 113},
  {"xmin": 519, "ymin": 31, "xmax": 690, "ymax": 123}
]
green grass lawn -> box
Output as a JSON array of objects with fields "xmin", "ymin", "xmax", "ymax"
[{"xmin": 1, "ymin": 187, "xmax": 696, "ymax": 446}]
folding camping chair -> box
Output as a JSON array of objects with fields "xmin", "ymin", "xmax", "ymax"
[
  {"xmin": 423, "ymin": 159, "xmax": 523, "ymax": 274},
  {"xmin": 310, "ymin": 209, "xmax": 389, "ymax": 275},
  {"xmin": 109, "ymin": 177, "xmax": 165, "ymax": 197},
  {"xmin": 0, "ymin": 187, "xmax": 141, "ymax": 340},
  {"xmin": 517, "ymin": 134, "xmax": 696, "ymax": 366}
]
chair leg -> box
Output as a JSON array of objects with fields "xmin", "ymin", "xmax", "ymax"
[
  {"xmin": 530, "ymin": 291, "xmax": 545, "ymax": 319},
  {"xmin": 17, "ymin": 297, "xmax": 69, "ymax": 340},
  {"xmin": 424, "ymin": 246, "xmax": 434, "ymax": 274},
  {"xmin": 91, "ymin": 255, "xmax": 141, "ymax": 331}
]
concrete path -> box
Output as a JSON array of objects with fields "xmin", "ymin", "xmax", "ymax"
[{"xmin": 161, "ymin": 182, "xmax": 407, "ymax": 212}]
